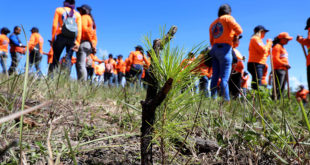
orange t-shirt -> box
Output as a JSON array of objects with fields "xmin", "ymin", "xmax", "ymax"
[
  {"xmin": 94, "ymin": 63, "xmax": 105, "ymax": 76},
  {"xmin": 105, "ymin": 58, "xmax": 117, "ymax": 74},
  {"xmin": 297, "ymin": 32, "xmax": 310, "ymax": 66},
  {"xmin": 209, "ymin": 15, "xmax": 243, "ymax": 46},
  {"xmin": 296, "ymin": 89, "xmax": 309, "ymax": 100},
  {"xmin": 128, "ymin": 51, "xmax": 150, "ymax": 66},
  {"xmin": 116, "ymin": 59, "xmax": 126, "ymax": 74},
  {"xmin": 89, "ymin": 54, "xmax": 102, "ymax": 68},
  {"xmin": 248, "ymin": 36, "xmax": 271, "ymax": 64},
  {"xmin": 28, "ymin": 32, "xmax": 44, "ymax": 54},
  {"xmin": 52, "ymin": 7, "xmax": 82, "ymax": 46},
  {"xmin": 241, "ymin": 74, "xmax": 249, "ymax": 89},
  {"xmin": 0, "ymin": 34, "xmax": 9, "ymax": 52},
  {"xmin": 81, "ymin": 15, "xmax": 97, "ymax": 48},
  {"xmin": 261, "ymin": 64, "xmax": 268, "ymax": 85},
  {"xmin": 272, "ymin": 44, "xmax": 289, "ymax": 70}
]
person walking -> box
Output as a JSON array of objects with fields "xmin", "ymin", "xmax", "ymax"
[
  {"xmin": 86, "ymin": 53, "xmax": 103, "ymax": 81},
  {"xmin": 271, "ymin": 32, "xmax": 292, "ymax": 99},
  {"xmin": 43, "ymin": 40, "xmax": 54, "ymax": 65},
  {"xmin": 48, "ymin": 0, "xmax": 82, "ymax": 76},
  {"xmin": 28, "ymin": 27, "xmax": 44, "ymax": 76},
  {"xmin": 247, "ymin": 25, "xmax": 272, "ymax": 90},
  {"xmin": 76, "ymin": 4, "xmax": 97, "ymax": 81},
  {"xmin": 116, "ymin": 55, "xmax": 127, "ymax": 88},
  {"xmin": 0, "ymin": 27, "xmax": 10, "ymax": 75},
  {"xmin": 128, "ymin": 45, "xmax": 150, "ymax": 88},
  {"xmin": 209, "ymin": 4, "xmax": 243, "ymax": 101},
  {"xmin": 297, "ymin": 17, "xmax": 310, "ymax": 91},
  {"xmin": 8, "ymin": 26, "xmax": 25, "ymax": 75}
]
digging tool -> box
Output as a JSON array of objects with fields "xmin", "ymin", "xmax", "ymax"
[{"xmin": 270, "ymin": 48, "xmax": 277, "ymax": 100}]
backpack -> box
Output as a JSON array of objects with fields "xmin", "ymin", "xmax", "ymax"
[
  {"xmin": 86, "ymin": 55, "xmax": 93, "ymax": 68},
  {"xmin": 62, "ymin": 8, "xmax": 78, "ymax": 39},
  {"xmin": 105, "ymin": 62, "xmax": 112, "ymax": 73}
]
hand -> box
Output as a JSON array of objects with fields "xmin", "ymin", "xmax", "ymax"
[
  {"xmin": 284, "ymin": 64, "xmax": 291, "ymax": 69},
  {"xmin": 72, "ymin": 45, "xmax": 79, "ymax": 52},
  {"xmin": 296, "ymin": 35, "xmax": 302, "ymax": 41},
  {"xmin": 242, "ymin": 56, "xmax": 246, "ymax": 61},
  {"xmin": 92, "ymin": 47, "xmax": 97, "ymax": 54}
]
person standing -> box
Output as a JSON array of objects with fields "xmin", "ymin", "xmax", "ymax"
[
  {"xmin": 48, "ymin": 0, "xmax": 82, "ymax": 76},
  {"xmin": 247, "ymin": 25, "xmax": 272, "ymax": 90},
  {"xmin": 8, "ymin": 26, "xmax": 25, "ymax": 75},
  {"xmin": 28, "ymin": 27, "xmax": 44, "ymax": 76},
  {"xmin": 241, "ymin": 72, "xmax": 249, "ymax": 96},
  {"xmin": 0, "ymin": 27, "xmax": 10, "ymax": 75},
  {"xmin": 128, "ymin": 45, "xmax": 150, "ymax": 88},
  {"xmin": 296, "ymin": 85, "xmax": 309, "ymax": 105},
  {"xmin": 86, "ymin": 53, "xmax": 103, "ymax": 81},
  {"xmin": 297, "ymin": 17, "xmax": 310, "ymax": 91},
  {"xmin": 116, "ymin": 55, "xmax": 126, "ymax": 88},
  {"xmin": 271, "ymin": 32, "xmax": 292, "ymax": 99},
  {"xmin": 76, "ymin": 4, "xmax": 97, "ymax": 81},
  {"xmin": 209, "ymin": 4, "xmax": 243, "ymax": 101}
]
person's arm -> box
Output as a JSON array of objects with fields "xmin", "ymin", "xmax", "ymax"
[
  {"xmin": 252, "ymin": 37, "xmax": 271, "ymax": 55},
  {"xmin": 272, "ymin": 45, "xmax": 287, "ymax": 66},
  {"xmin": 209, "ymin": 24, "xmax": 214, "ymax": 46},
  {"xmin": 75, "ymin": 12, "xmax": 82, "ymax": 46},
  {"xmin": 9, "ymin": 35, "xmax": 21, "ymax": 46},
  {"xmin": 52, "ymin": 8, "xmax": 59, "ymax": 43},
  {"xmin": 227, "ymin": 16, "xmax": 243, "ymax": 36}
]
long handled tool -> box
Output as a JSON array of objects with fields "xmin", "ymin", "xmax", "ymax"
[
  {"xmin": 270, "ymin": 48, "xmax": 277, "ymax": 100},
  {"xmin": 301, "ymin": 43, "xmax": 307, "ymax": 58}
]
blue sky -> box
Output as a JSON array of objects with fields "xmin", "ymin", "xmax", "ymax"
[{"xmin": 0, "ymin": 0, "xmax": 309, "ymax": 90}]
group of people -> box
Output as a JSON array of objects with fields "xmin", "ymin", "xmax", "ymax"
[
  {"xmin": 0, "ymin": 1, "xmax": 309, "ymax": 103},
  {"xmin": 201, "ymin": 4, "xmax": 310, "ymax": 102}
]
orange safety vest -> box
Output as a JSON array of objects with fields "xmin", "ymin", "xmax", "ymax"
[{"xmin": 0, "ymin": 34, "xmax": 9, "ymax": 53}]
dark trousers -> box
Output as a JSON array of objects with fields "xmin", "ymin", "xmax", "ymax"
[
  {"xmin": 8, "ymin": 52, "xmax": 22, "ymax": 75},
  {"xmin": 29, "ymin": 50, "xmax": 42, "ymax": 75},
  {"xmin": 86, "ymin": 67, "xmax": 94, "ymax": 81},
  {"xmin": 272, "ymin": 69, "xmax": 287, "ymax": 99},
  {"xmin": 247, "ymin": 62, "xmax": 265, "ymax": 90},
  {"xmin": 229, "ymin": 72, "xmax": 242, "ymax": 98},
  {"xmin": 48, "ymin": 34, "xmax": 75, "ymax": 76}
]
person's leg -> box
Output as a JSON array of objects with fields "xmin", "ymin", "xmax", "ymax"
[
  {"xmin": 65, "ymin": 39, "xmax": 75, "ymax": 76},
  {"xmin": 256, "ymin": 64, "xmax": 265, "ymax": 87},
  {"xmin": 76, "ymin": 41, "xmax": 91, "ymax": 81},
  {"xmin": 229, "ymin": 73, "xmax": 240, "ymax": 98},
  {"xmin": 247, "ymin": 62, "xmax": 257, "ymax": 90},
  {"xmin": 274, "ymin": 69, "xmax": 285, "ymax": 99},
  {"xmin": 114, "ymin": 73, "xmax": 119, "ymax": 88},
  {"xmin": 34, "ymin": 51, "xmax": 43, "ymax": 76},
  {"xmin": 210, "ymin": 46, "xmax": 220, "ymax": 98},
  {"xmin": 218, "ymin": 44, "xmax": 232, "ymax": 101},
  {"xmin": 200, "ymin": 76, "xmax": 208, "ymax": 97},
  {"xmin": 49, "ymin": 35, "xmax": 66, "ymax": 76},
  {"xmin": 0, "ymin": 51, "xmax": 8, "ymax": 75}
]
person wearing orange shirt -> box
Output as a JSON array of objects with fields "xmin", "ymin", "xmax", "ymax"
[
  {"xmin": 296, "ymin": 85, "xmax": 309, "ymax": 105},
  {"xmin": 297, "ymin": 17, "xmax": 310, "ymax": 92},
  {"xmin": 271, "ymin": 32, "xmax": 292, "ymax": 100},
  {"xmin": 94, "ymin": 63, "xmax": 105, "ymax": 85},
  {"xmin": 104, "ymin": 54, "xmax": 118, "ymax": 87},
  {"xmin": 76, "ymin": 4, "xmax": 97, "ymax": 81},
  {"xmin": 0, "ymin": 27, "xmax": 10, "ymax": 75},
  {"xmin": 128, "ymin": 45, "xmax": 150, "ymax": 88},
  {"xmin": 247, "ymin": 25, "xmax": 273, "ymax": 90},
  {"xmin": 86, "ymin": 53, "xmax": 103, "ymax": 81},
  {"xmin": 28, "ymin": 27, "xmax": 44, "ymax": 76},
  {"xmin": 48, "ymin": 0, "xmax": 82, "ymax": 76},
  {"xmin": 116, "ymin": 55, "xmax": 127, "ymax": 88},
  {"xmin": 229, "ymin": 36, "xmax": 244, "ymax": 98},
  {"xmin": 209, "ymin": 4, "xmax": 243, "ymax": 101},
  {"xmin": 241, "ymin": 72, "xmax": 249, "ymax": 96},
  {"xmin": 8, "ymin": 26, "xmax": 26, "ymax": 75}
]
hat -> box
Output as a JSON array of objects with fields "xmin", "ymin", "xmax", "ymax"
[
  {"xmin": 254, "ymin": 25, "xmax": 269, "ymax": 33},
  {"xmin": 1, "ymin": 27, "xmax": 10, "ymax": 34},
  {"xmin": 278, "ymin": 32, "xmax": 293, "ymax": 40},
  {"xmin": 118, "ymin": 54, "xmax": 123, "ymax": 58},
  {"xmin": 30, "ymin": 27, "xmax": 39, "ymax": 32},
  {"xmin": 135, "ymin": 45, "xmax": 144, "ymax": 51},
  {"xmin": 305, "ymin": 17, "xmax": 310, "ymax": 30},
  {"xmin": 77, "ymin": 4, "xmax": 92, "ymax": 12}
]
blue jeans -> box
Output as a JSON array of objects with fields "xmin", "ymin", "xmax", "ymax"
[
  {"xmin": 247, "ymin": 62, "xmax": 265, "ymax": 90},
  {"xmin": 210, "ymin": 43, "xmax": 232, "ymax": 101},
  {"xmin": 109, "ymin": 73, "xmax": 118, "ymax": 87},
  {"xmin": 130, "ymin": 64, "xmax": 143, "ymax": 88},
  {"xmin": 8, "ymin": 52, "xmax": 22, "ymax": 75},
  {"xmin": 48, "ymin": 34, "xmax": 75, "ymax": 76},
  {"xmin": 0, "ymin": 51, "xmax": 8, "ymax": 75}
]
